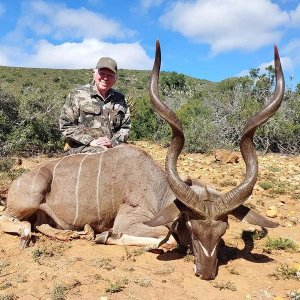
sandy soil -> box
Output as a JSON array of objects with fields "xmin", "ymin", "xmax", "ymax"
[{"xmin": 0, "ymin": 141, "xmax": 299, "ymax": 300}]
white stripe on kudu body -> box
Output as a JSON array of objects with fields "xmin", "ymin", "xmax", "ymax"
[
  {"xmin": 96, "ymin": 152, "xmax": 105, "ymax": 222},
  {"xmin": 73, "ymin": 154, "xmax": 90, "ymax": 226},
  {"xmin": 30, "ymin": 166, "xmax": 43, "ymax": 204},
  {"xmin": 52, "ymin": 156, "xmax": 68, "ymax": 182},
  {"xmin": 15, "ymin": 177, "xmax": 21, "ymax": 192}
]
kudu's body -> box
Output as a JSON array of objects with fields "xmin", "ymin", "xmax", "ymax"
[
  {"xmin": 0, "ymin": 146, "xmax": 176, "ymax": 247},
  {"xmin": 0, "ymin": 40, "xmax": 284, "ymax": 280}
]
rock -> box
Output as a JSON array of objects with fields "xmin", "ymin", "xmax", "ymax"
[
  {"xmin": 292, "ymin": 263, "xmax": 300, "ymax": 271},
  {"xmin": 266, "ymin": 207, "xmax": 277, "ymax": 218},
  {"xmin": 214, "ymin": 149, "xmax": 240, "ymax": 164},
  {"xmin": 287, "ymin": 217, "xmax": 298, "ymax": 225}
]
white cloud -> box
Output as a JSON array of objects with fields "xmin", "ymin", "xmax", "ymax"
[
  {"xmin": 259, "ymin": 56, "xmax": 292, "ymax": 72},
  {"xmin": 139, "ymin": 0, "xmax": 164, "ymax": 10},
  {"xmin": 0, "ymin": 53, "xmax": 9, "ymax": 65},
  {"xmin": 17, "ymin": 0, "xmax": 134, "ymax": 41},
  {"xmin": 132, "ymin": 0, "xmax": 164, "ymax": 14},
  {"xmin": 6, "ymin": 39, "xmax": 153, "ymax": 70},
  {"xmin": 283, "ymin": 38, "xmax": 300, "ymax": 54},
  {"xmin": 289, "ymin": 3, "xmax": 300, "ymax": 26},
  {"xmin": 0, "ymin": 1, "xmax": 152, "ymax": 70},
  {"xmin": 282, "ymin": 38, "xmax": 300, "ymax": 72},
  {"xmin": 160, "ymin": 0, "xmax": 289, "ymax": 54},
  {"xmin": 237, "ymin": 55, "xmax": 292, "ymax": 77}
]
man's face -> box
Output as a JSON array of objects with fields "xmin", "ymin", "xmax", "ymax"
[{"xmin": 94, "ymin": 67, "xmax": 117, "ymax": 95}]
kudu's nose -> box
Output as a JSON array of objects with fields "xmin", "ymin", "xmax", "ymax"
[{"xmin": 193, "ymin": 260, "xmax": 218, "ymax": 280}]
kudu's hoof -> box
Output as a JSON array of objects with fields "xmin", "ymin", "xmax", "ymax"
[{"xmin": 94, "ymin": 231, "xmax": 110, "ymax": 244}]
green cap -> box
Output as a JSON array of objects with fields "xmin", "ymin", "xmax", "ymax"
[{"xmin": 96, "ymin": 57, "xmax": 117, "ymax": 73}]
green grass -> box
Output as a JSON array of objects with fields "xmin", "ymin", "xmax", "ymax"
[
  {"xmin": 31, "ymin": 247, "xmax": 55, "ymax": 263},
  {"xmin": 52, "ymin": 283, "xmax": 67, "ymax": 300},
  {"xmin": 105, "ymin": 277, "xmax": 129, "ymax": 294},
  {"xmin": 259, "ymin": 181, "xmax": 273, "ymax": 190},
  {"xmin": 258, "ymin": 179, "xmax": 291, "ymax": 195},
  {"xmin": 265, "ymin": 237, "xmax": 297, "ymax": 251},
  {"xmin": 269, "ymin": 263, "xmax": 300, "ymax": 280},
  {"xmin": 133, "ymin": 277, "xmax": 152, "ymax": 287},
  {"xmin": 90, "ymin": 257, "xmax": 116, "ymax": 270},
  {"xmin": 212, "ymin": 281, "xmax": 237, "ymax": 291}
]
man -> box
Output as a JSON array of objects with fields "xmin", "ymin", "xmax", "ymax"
[{"xmin": 59, "ymin": 57, "xmax": 131, "ymax": 154}]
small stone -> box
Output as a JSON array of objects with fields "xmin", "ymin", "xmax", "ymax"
[
  {"xmin": 292, "ymin": 263, "xmax": 300, "ymax": 271},
  {"xmin": 288, "ymin": 217, "xmax": 298, "ymax": 224},
  {"xmin": 266, "ymin": 209, "xmax": 277, "ymax": 218}
]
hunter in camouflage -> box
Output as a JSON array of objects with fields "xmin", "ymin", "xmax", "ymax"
[{"xmin": 59, "ymin": 57, "xmax": 131, "ymax": 154}]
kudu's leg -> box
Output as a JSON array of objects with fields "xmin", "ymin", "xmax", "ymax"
[
  {"xmin": 0, "ymin": 166, "xmax": 53, "ymax": 248},
  {"xmin": 0, "ymin": 215, "xmax": 31, "ymax": 249},
  {"xmin": 95, "ymin": 205, "xmax": 177, "ymax": 250},
  {"xmin": 35, "ymin": 223, "xmax": 94, "ymax": 241},
  {"xmin": 95, "ymin": 231, "xmax": 177, "ymax": 252}
]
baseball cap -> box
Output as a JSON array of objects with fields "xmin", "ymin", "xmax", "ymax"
[{"xmin": 96, "ymin": 57, "xmax": 117, "ymax": 74}]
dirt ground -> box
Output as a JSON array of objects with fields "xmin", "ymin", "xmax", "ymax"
[{"xmin": 0, "ymin": 141, "xmax": 299, "ymax": 300}]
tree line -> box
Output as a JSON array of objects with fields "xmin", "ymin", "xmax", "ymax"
[{"xmin": 0, "ymin": 65, "xmax": 299, "ymax": 156}]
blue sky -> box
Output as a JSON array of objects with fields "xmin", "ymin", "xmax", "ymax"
[{"xmin": 0, "ymin": 0, "xmax": 300, "ymax": 87}]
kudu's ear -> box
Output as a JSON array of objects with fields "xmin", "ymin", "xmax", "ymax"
[
  {"xmin": 231, "ymin": 205, "xmax": 279, "ymax": 228},
  {"xmin": 144, "ymin": 202, "xmax": 181, "ymax": 227}
]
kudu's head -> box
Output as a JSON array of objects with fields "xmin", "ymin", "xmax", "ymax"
[{"xmin": 146, "ymin": 40, "xmax": 284, "ymax": 280}]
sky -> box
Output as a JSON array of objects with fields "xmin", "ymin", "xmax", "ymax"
[{"xmin": 0, "ymin": 0, "xmax": 300, "ymax": 87}]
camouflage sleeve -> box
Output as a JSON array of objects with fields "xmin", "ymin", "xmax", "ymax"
[
  {"xmin": 111, "ymin": 105, "xmax": 131, "ymax": 146},
  {"xmin": 59, "ymin": 92, "xmax": 94, "ymax": 145}
]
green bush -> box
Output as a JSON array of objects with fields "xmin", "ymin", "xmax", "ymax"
[{"xmin": 130, "ymin": 96, "xmax": 159, "ymax": 140}]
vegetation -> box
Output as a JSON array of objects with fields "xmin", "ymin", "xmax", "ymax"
[
  {"xmin": 265, "ymin": 237, "xmax": 297, "ymax": 251},
  {"xmin": 270, "ymin": 263, "xmax": 300, "ymax": 280},
  {"xmin": 212, "ymin": 281, "xmax": 237, "ymax": 291},
  {"xmin": 105, "ymin": 277, "xmax": 129, "ymax": 294},
  {"xmin": 0, "ymin": 294, "xmax": 17, "ymax": 300},
  {"xmin": 0, "ymin": 64, "xmax": 299, "ymax": 156},
  {"xmin": 52, "ymin": 283, "xmax": 67, "ymax": 300}
]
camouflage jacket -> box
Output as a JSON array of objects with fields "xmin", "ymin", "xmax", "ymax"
[{"xmin": 59, "ymin": 84, "xmax": 131, "ymax": 147}]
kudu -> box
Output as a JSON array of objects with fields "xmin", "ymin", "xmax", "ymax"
[
  {"xmin": 145, "ymin": 40, "xmax": 284, "ymax": 279},
  {"xmin": 0, "ymin": 41, "xmax": 283, "ymax": 280}
]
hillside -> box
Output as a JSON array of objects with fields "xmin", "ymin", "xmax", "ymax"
[
  {"xmin": 0, "ymin": 65, "xmax": 299, "ymax": 155},
  {"xmin": 0, "ymin": 66, "xmax": 213, "ymax": 104}
]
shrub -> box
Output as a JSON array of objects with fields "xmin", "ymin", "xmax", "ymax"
[{"xmin": 265, "ymin": 237, "xmax": 297, "ymax": 251}]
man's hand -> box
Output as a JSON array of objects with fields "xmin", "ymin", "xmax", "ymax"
[{"xmin": 90, "ymin": 136, "xmax": 113, "ymax": 148}]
